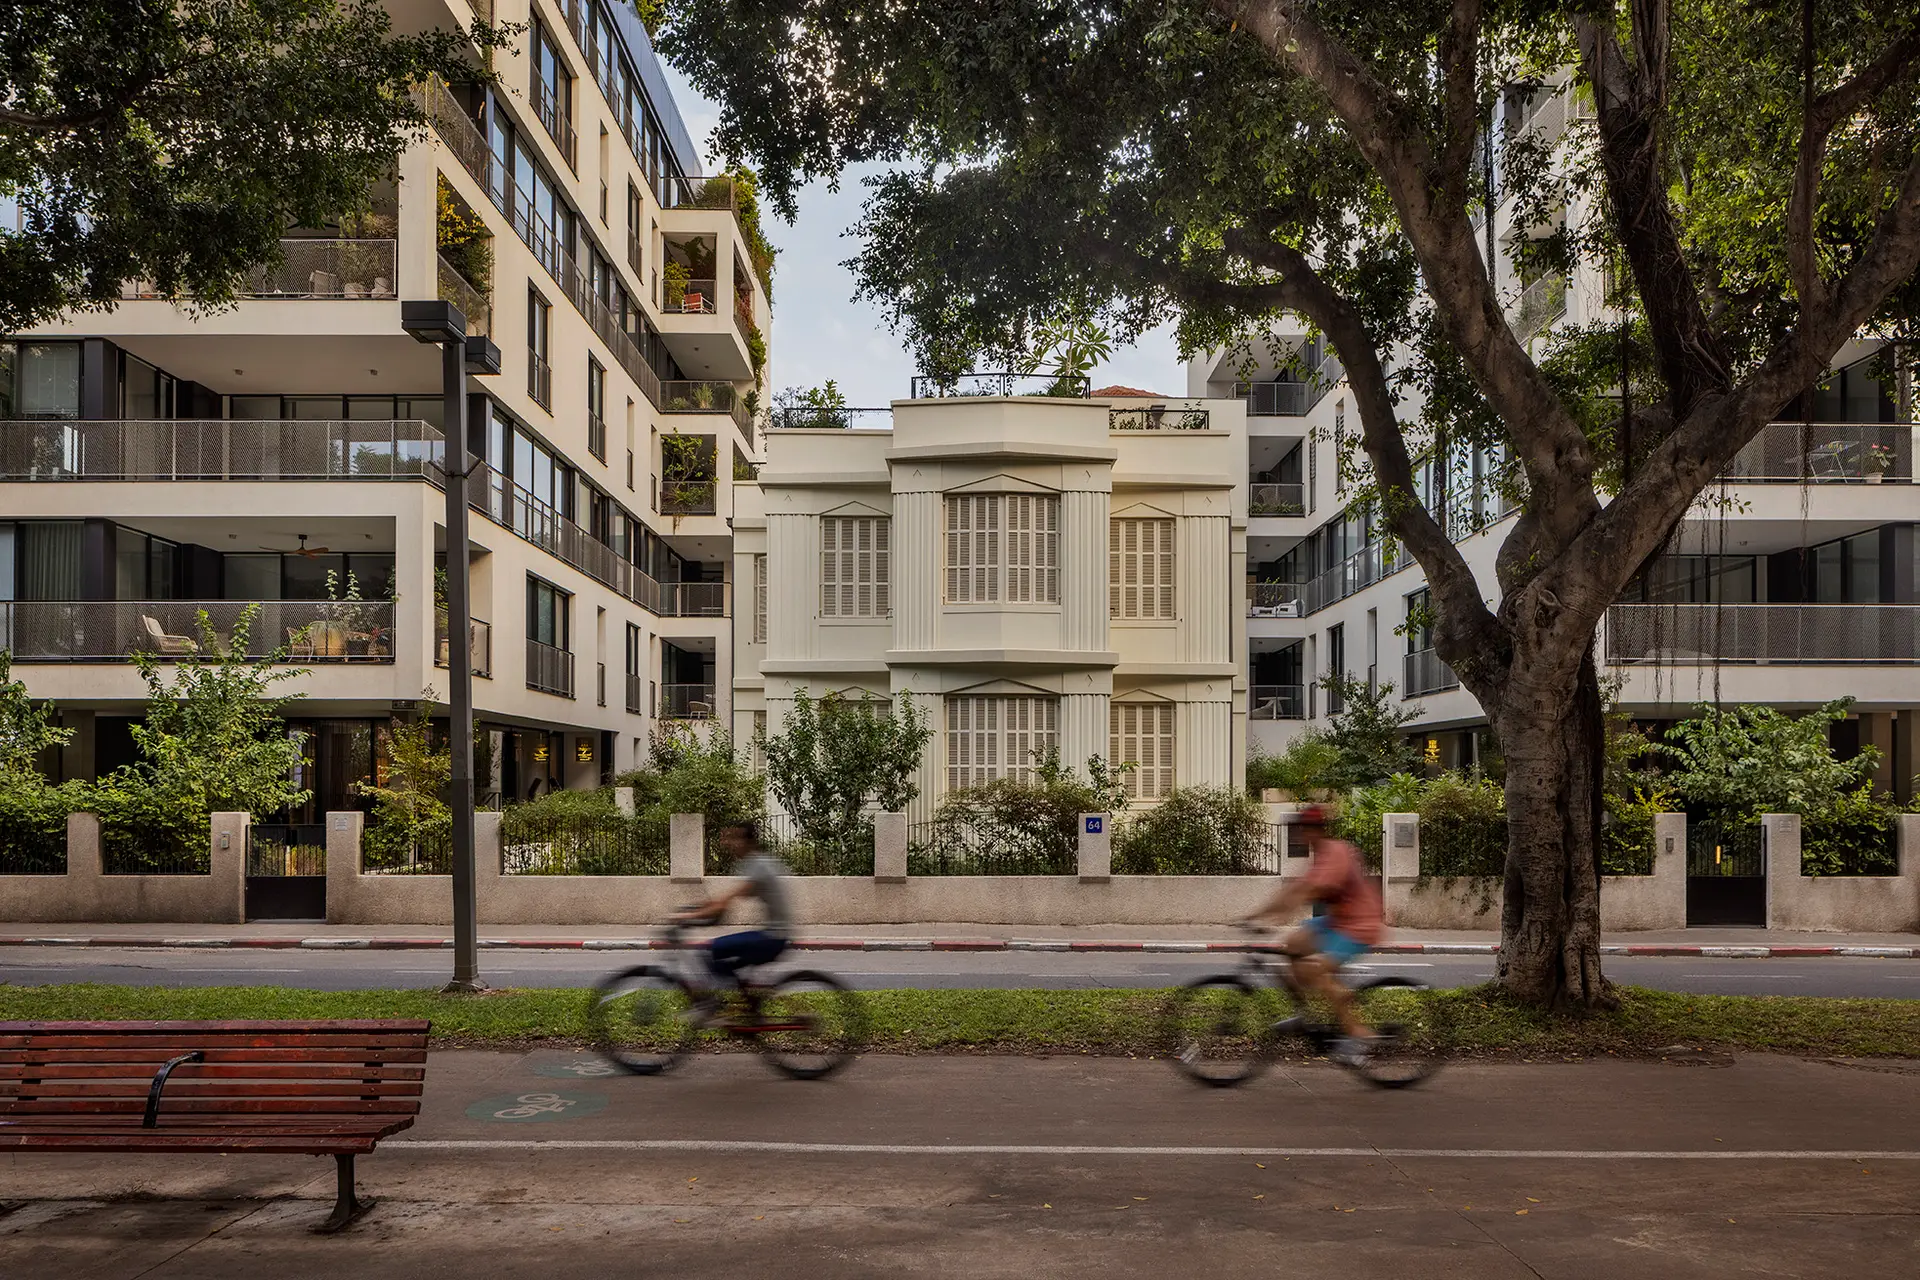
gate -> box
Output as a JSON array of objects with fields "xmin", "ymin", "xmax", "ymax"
[
  {"xmin": 246, "ymin": 824, "xmax": 328, "ymax": 921},
  {"xmin": 1685, "ymin": 817, "xmax": 1765, "ymax": 927}
]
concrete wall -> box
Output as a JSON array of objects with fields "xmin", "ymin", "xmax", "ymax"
[
  {"xmin": 1766, "ymin": 812, "xmax": 1920, "ymax": 932},
  {"xmin": 0, "ymin": 813, "xmax": 245, "ymax": 925}
]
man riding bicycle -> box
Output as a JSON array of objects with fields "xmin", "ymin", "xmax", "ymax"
[
  {"xmin": 1242, "ymin": 803, "xmax": 1384, "ymax": 1066},
  {"xmin": 672, "ymin": 820, "xmax": 793, "ymax": 1022}
]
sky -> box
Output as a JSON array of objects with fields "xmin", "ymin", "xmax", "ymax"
[{"xmin": 658, "ymin": 66, "xmax": 1186, "ymax": 408}]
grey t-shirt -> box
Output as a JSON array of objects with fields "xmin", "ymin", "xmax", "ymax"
[{"xmin": 738, "ymin": 852, "xmax": 793, "ymax": 939}]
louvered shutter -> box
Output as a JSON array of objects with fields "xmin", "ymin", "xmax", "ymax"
[{"xmin": 872, "ymin": 517, "xmax": 891, "ymax": 616}]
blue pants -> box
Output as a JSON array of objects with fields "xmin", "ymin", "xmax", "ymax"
[{"xmin": 707, "ymin": 930, "xmax": 787, "ymax": 981}]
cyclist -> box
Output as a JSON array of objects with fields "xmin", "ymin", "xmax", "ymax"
[
  {"xmin": 672, "ymin": 820, "xmax": 793, "ymax": 1023},
  {"xmin": 1242, "ymin": 803, "xmax": 1384, "ymax": 1066}
]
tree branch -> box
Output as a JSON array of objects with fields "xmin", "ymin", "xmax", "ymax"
[{"xmin": 1437, "ymin": 0, "xmax": 1485, "ymax": 205}]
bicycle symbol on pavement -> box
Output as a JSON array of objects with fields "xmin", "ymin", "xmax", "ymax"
[
  {"xmin": 465, "ymin": 1089, "xmax": 610, "ymax": 1124},
  {"xmin": 529, "ymin": 1058, "xmax": 620, "ymax": 1080}
]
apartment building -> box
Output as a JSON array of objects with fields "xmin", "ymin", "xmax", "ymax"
[
  {"xmin": 1190, "ymin": 76, "xmax": 1919, "ymax": 797},
  {"xmin": 732, "ymin": 390, "xmax": 1249, "ymax": 820},
  {"xmin": 0, "ymin": 1, "xmax": 760, "ymax": 812}
]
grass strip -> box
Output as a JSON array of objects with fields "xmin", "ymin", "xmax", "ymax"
[{"xmin": 1, "ymin": 982, "xmax": 1916, "ymax": 1059}]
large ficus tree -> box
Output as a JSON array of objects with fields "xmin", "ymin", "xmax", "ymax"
[
  {"xmin": 660, "ymin": 0, "xmax": 1920, "ymax": 1006},
  {"xmin": 0, "ymin": 0, "xmax": 507, "ymax": 331}
]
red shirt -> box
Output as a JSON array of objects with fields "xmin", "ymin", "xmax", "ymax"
[{"xmin": 1303, "ymin": 837, "xmax": 1384, "ymax": 945}]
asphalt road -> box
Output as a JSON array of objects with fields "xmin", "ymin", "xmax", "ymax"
[{"xmin": 6, "ymin": 945, "xmax": 1920, "ymax": 996}]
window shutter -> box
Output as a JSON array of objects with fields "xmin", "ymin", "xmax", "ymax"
[
  {"xmin": 753, "ymin": 554, "xmax": 767, "ymax": 643},
  {"xmin": 1154, "ymin": 519, "xmax": 1175, "ymax": 619},
  {"xmin": 1005, "ymin": 495, "xmax": 1030, "ymax": 602},
  {"xmin": 1038, "ymin": 496, "xmax": 1059, "ymax": 603},
  {"xmin": 946, "ymin": 694, "xmax": 1059, "ymax": 790},
  {"xmin": 1109, "ymin": 519, "xmax": 1122, "ymax": 618},
  {"xmin": 819, "ymin": 518, "xmax": 839, "ymax": 617},
  {"xmin": 873, "ymin": 517, "xmax": 891, "ymax": 616}
]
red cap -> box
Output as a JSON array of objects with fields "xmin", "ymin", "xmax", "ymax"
[{"xmin": 1294, "ymin": 803, "xmax": 1329, "ymax": 827}]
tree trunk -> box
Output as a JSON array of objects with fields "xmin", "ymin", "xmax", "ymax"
[{"xmin": 1494, "ymin": 653, "xmax": 1611, "ymax": 1008}]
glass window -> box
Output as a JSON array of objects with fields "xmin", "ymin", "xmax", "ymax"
[
  {"xmin": 1847, "ymin": 530, "xmax": 1881, "ymax": 602},
  {"xmin": 283, "ymin": 554, "xmax": 341, "ymax": 601},
  {"xmin": 526, "ymin": 575, "xmax": 569, "ymax": 648},
  {"xmin": 224, "ymin": 554, "xmax": 280, "ymax": 601},
  {"xmin": 394, "ymin": 397, "xmax": 444, "ymax": 428},
  {"xmin": 286, "ymin": 397, "xmax": 342, "ymax": 420},
  {"xmin": 229, "ymin": 396, "xmax": 282, "ymax": 420},
  {"xmin": 0, "ymin": 342, "xmax": 81, "ymax": 419},
  {"xmin": 17, "ymin": 522, "xmax": 83, "ymax": 599}
]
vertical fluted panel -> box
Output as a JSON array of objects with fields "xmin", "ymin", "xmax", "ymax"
[
  {"xmin": 892, "ymin": 489, "xmax": 940, "ymax": 652},
  {"xmin": 1178, "ymin": 695, "xmax": 1233, "ymax": 789},
  {"xmin": 898, "ymin": 672, "xmax": 942, "ymax": 825},
  {"xmin": 1060, "ymin": 691, "xmax": 1111, "ymax": 774},
  {"xmin": 1178, "ymin": 515, "xmax": 1232, "ymax": 664},
  {"xmin": 767, "ymin": 513, "xmax": 815, "ymax": 660},
  {"xmin": 1061, "ymin": 489, "xmax": 1110, "ymax": 653}
]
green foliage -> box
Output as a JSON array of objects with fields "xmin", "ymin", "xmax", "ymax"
[
  {"xmin": 1317, "ymin": 674, "xmax": 1423, "ymax": 790},
  {"xmin": 1018, "ymin": 312, "xmax": 1114, "ymax": 394},
  {"xmin": 1335, "ymin": 773, "xmax": 1427, "ymax": 870},
  {"xmin": 1658, "ymin": 700, "xmax": 1875, "ymax": 819},
  {"xmin": 89, "ymin": 772, "xmax": 209, "ymax": 873},
  {"xmin": 1112, "ymin": 786, "xmax": 1268, "ymax": 874},
  {"xmin": 357, "ymin": 702, "xmax": 451, "ymax": 866},
  {"xmin": 662, "ymin": 259, "xmax": 692, "ymax": 307},
  {"xmin": 1416, "ymin": 773, "xmax": 1508, "ymax": 878},
  {"xmin": 1601, "ymin": 781, "xmax": 1671, "ymax": 876},
  {"xmin": 616, "ymin": 723, "xmax": 761, "ymax": 830},
  {"xmin": 761, "ymin": 690, "xmax": 932, "ymax": 853},
  {"xmin": 0, "ymin": 1, "xmax": 509, "ymax": 332},
  {"xmin": 1802, "ymin": 787, "xmax": 1900, "ymax": 878},
  {"xmin": 914, "ymin": 752, "xmax": 1131, "ymax": 876},
  {"xmin": 0, "ymin": 650, "xmax": 72, "ymax": 776},
  {"xmin": 436, "ymin": 174, "xmax": 493, "ymax": 294},
  {"xmin": 498, "ymin": 787, "xmax": 667, "ymax": 876},
  {"xmin": 1244, "ymin": 731, "xmax": 1341, "ymax": 800},
  {"xmin": 0, "ymin": 776, "xmax": 83, "ymax": 872},
  {"xmin": 773, "ymin": 380, "xmax": 852, "ymax": 428},
  {"xmin": 745, "ymin": 321, "xmax": 768, "ymax": 383}
]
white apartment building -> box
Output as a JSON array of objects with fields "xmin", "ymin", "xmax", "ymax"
[
  {"xmin": 1191, "ymin": 78, "xmax": 1919, "ymax": 802},
  {"xmin": 1, "ymin": 1, "xmax": 761, "ymax": 812},
  {"xmin": 732, "ymin": 392, "xmax": 1249, "ymax": 820}
]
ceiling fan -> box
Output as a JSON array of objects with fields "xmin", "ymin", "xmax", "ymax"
[{"xmin": 259, "ymin": 533, "xmax": 331, "ymax": 557}]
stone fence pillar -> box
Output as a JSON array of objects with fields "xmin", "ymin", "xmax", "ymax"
[
  {"xmin": 324, "ymin": 810, "xmax": 363, "ymax": 924},
  {"xmin": 670, "ymin": 812, "xmax": 705, "ymax": 883},
  {"xmin": 475, "ymin": 809, "xmax": 504, "ymax": 922},
  {"xmin": 1077, "ymin": 813, "xmax": 1111, "ymax": 883},
  {"xmin": 873, "ymin": 812, "xmax": 907, "ymax": 883},
  {"xmin": 209, "ymin": 812, "xmax": 249, "ymax": 924},
  {"xmin": 1762, "ymin": 812, "xmax": 1801, "ymax": 929},
  {"xmin": 1380, "ymin": 812, "xmax": 1419, "ymax": 924}
]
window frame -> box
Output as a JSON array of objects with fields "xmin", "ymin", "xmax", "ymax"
[
  {"xmin": 1110, "ymin": 702, "xmax": 1176, "ymax": 801},
  {"xmin": 945, "ymin": 694, "xmax": 1060, "ymax": 791},
  {"xmin": 943, "ymin": 493, "xmax": 1060, "ymax": 605},
  {"xmin": 1110, "ymin": 516, "xmax": 1177, "ymax": 620},
  {"xmin": 820, "ymin": 515, "xmax": 892, "ymax": 619}
]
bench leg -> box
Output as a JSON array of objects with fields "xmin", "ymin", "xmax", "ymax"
[{"xmin": 315, "ymin": 1154, "xmax": 376, "ymax": 1234}]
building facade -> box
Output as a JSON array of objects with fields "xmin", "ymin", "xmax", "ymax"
[
  {"xmin": 1191, "ymin": 77, "xmax": 1919, "ymax": 799},
  {"xmin": 0, "ymin": 0, "xmax": 759, "ymax": 812},
  {"xmin": 733, "ymin": 394, "xmax": 1249, "ymax": 820}
]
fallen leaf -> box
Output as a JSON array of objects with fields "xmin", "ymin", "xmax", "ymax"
[
  {"xmin": 1515, "ymin": 1209, "xmax": 1529, "ymax": 1216},
  {"xmin": 689, "ymin": 1177, "xmax": 699, "ymax": 1183},
  {"xmin": 1133, "ymin": 1197, "xmax": 1148, "ymax": 1202},
  {"xmin": 1254, "ymin": 1194, "xmax": 1265, "ymax": 1201},
  {"xmin": 1728, "ymin": 1219, "xmax": 1737, "ymax": 1224},
  {"xmin": 1043, "ymin": 1204, "xmax": 1052, "ymax": 1210},
  {"xmin": 1526, "ymin": 1197, "xmax": 1540, "ymax": 1203},
  {"xmin": 754, "ymin": 1216, "xmax": 764, "ymax": 1221},
  {"xmin": 1255, "ymin": 1163, "xmax": 1266, "ymax": 1169}
]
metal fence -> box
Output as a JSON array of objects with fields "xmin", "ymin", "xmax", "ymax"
[
  {"xmin": 908, "ymin": 372, "xmax": 1091, "ymax": 399},
  {"xmin": 526, "ymin": 639, "xmax": 576, "ymax": 698},
  {"xmin": 363, "ymin": 831, "xmax": 452, "ymax": 875},
  {"xmin": 731, "ymin": 813, "xmax": 876, "ymax": 876},
  {"xmin": 907, "ymin": 811, "xmax": 1078, "ymax": 875},
  {"xmin": 236, "ymin": 239, "xmax": 397, "ymax": 298},
  {"xmin": 1402, "ymin": 648, "xmax": 1461, "ymax": 696},
  {"xmin": 1604, "ymin": 604, "xmax": 1920, "ymax": 665},
  {"xmin": 1248, "ymin": 685, "xmax": 1306, "ymax": 720},
  {"xmin": 0, "ymin": 812, "xmax": 66, "ymax": 874},
  {"xmin": 1108, "ymin": 405, "xmax": 1211, "ymax": 431},
  {"xmin": 1419, "ymin": 815, "xmax": 1507, "ymax": 877},
  {"xmin": 501, "ymin": 811, "xmax": 669, "ymax": 876},
  {"xmin": 659, "ymin": 381, "xmax": 755, "ymax": 439},
  {"xmin": 1687, "ymin": 816, "xmax": 1763, "ymax": 878},
  {"xmin": 0, "ymin": 418, "xmax": 441, "ymax": 481},
  {"xmin": 0, "ymin": 601, "xmax": 395, "ymax": 663},
  {"xmin": 657, "ymin": 476, "xmax": 718, "ymax": 515},
  {"xmin": 102, "ymin": 829, "xmax": 207, "ymax": 876},
  {"xmin": 1249, "ymin": 482, "xmax": 1306, "ymax": 515},
  {"xmin": 247, "ymin": 824, "xmax": 327, "ymax": 876},
  {"xmin": 658, "ymin": 684, "xmax": 717, "ymax": 719},
  {"xmin": 1722, "ymin": 422, "xmax": 1912, "ymax": 483}
]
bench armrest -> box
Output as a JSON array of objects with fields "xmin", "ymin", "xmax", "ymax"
[{"xmin": 144, "ymin": 1052, "xmax": 205, "ymax": 1129}]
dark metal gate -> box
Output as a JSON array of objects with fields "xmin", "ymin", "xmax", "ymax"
[
  {"xmin": 1685, "ymin": 818, "xmax": 1766, "ymax": 927},
  {"xmin": 245, "ymin": 824, "xmax": 328, "ymax": 921}
]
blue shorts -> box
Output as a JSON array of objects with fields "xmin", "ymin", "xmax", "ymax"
[
  {"xmin": 707, "ymin": 930, "xmax": 787, "ymax": 979},
  {"xmin": 1301, "ymin": 916, "xmax": 1369, "ymax": 967}
]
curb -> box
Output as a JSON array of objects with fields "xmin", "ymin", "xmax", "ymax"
[{"xmin": 0, "ymin": 936, "xmax": 1912, "ymax": 958}]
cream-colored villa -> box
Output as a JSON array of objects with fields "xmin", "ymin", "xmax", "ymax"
[
  {"xmin": 732, "ymin": 394, "xmax": 1250, "ymax": 820},
  {"xmin": 1, "ymin": 1, "xmax": 757, "ymax": 810}
]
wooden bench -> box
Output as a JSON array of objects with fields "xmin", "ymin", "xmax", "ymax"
[{"xmin": 0, "ymin": 1019, "xmax": 430, "ymax": 1232}]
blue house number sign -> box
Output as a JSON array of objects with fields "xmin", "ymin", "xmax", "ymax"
[{"xmin": 1084, "ymin": 815, "xmax": 1104, "ymax": 835}]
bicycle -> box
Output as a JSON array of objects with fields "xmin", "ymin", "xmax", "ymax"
[
  {"xmin": 1162, "ymin": 924, "xmax": 1446, "ymax": 1089},
  {"xmin": 587, "ymin": 918, "xmax": 868, "ymax": 1080}
]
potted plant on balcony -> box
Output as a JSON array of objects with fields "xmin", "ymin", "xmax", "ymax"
[
  {"xmin": 663, "ymin": 260, "xmax": 690, "ymax": 311},
  {"xmin": 1862, "ymin": 442, "xmax": 1895, "ymax": 482}
]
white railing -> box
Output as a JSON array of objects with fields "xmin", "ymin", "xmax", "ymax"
[
  {"xmin": 1249, "ymin": 482, "xmax": 1306, "ymax": 515},
  {"xmin": 1403, "ymin": 647, "xmax": 1461, "ymax": 696},
  {"xmin": 1605, "ymin": 604, "xmax": 1920, "ymax": 665},
  {"xmin": 0, "ymin": 601, "xmax": 395, "ymax": 663},
  {"xmin": 0, "ymin": 419, "xmax": 440, "ymax": 481}
]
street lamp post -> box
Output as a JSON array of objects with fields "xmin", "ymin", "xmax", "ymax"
[{"xmin": 402, "ymin": 301, "xmax": 500, "ymax": 993}]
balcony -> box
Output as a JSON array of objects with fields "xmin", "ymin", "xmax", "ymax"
[
  {"xmin": 248, "ymin": 240, "xmax": 396, "ymax": 299},
  {"xmin": 1109, "ymin": 405, "xmax": 1211, "ymax": 431},
  {"xmin": 658, "ymin": 683, "xmax": 717, "ymax": 719},
  {"xmin": 434, "ymin": 613, "xmax": 492, "ymax": 678},
  {"xmin": 625, "ymin": 672, "xmax": 645, "ymax": 715},
  {"xmin": 655, "ymin": 475, "xmax": 718, "ymax": 517},
  {"xmin": 0, "ymin": 601, "xmax": 395, "ymax": 663},
  {"xmin": 1723, "ymin": 422, "xmax": 1913, "ymax": 483},
  {"xmin": 526, "ymin": 638, "xmax": 575, "ymax": 697},
  {"xmin": 416, "ymin": 76, "xmax": 490, "ymax": 188},
  {"xmin": 909, "ymin": 373, "xmax": 1091, "ymax": 398},
  {"xmin": 666, "ymin": 278, "xmax": 718, "ymax": 315},
  {"xmin": 531, "ymin": 72, "xmax": 577, "ymax": 170},
  {"xmin": 660, "ymin": 380, "xmax": 755, "ymax": 444},
  {"xmin": 1249, "ymin": 685, "xmax": 1307, "ymax": 720},
  {"xmin": 638, "ymin": 579, "xmax": 728, "ymax": 618},
  {"xmin": 1232, "ymin": 381, "xmax": 1309, "ymax": 417},
  {"xmin": 770, "ymin": 406, "xmax": 891, "ymax": 431},
  {"xmin": 1512, "ymin": 273, "xmax": 1569, "ymax": 340},
  {"xmin": 1247, "ymin": 583, "xmax": 1304, "ymax": 618},
  {"xmin": 1301, "ymin": 542, "xmax": 1404, "ymax": 614},
  {"xmin": 436, "ymin": 253, "xmax": 491, "ymax": 338},
  {"xmin": 1604, "ymin": 604, "xmax": 1920, "ymax": 665},
  {"xmin": 0, "ymin": 419, "xmax": 440, "ymax": 481},
  {"xmin": 528, "ymin": 353, "xmax": 553, "ymax": 409},
  {"xmin": 1403, "ymin": 647, "xmax": 1461, "ymax": 696},
  {"xmin": 1250, "ymin": 482, "xmax": 1306, "ymax": 516}
]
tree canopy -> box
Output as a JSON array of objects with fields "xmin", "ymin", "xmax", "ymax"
[{"xmin": 0, "ymin": 0, "xmax": 507, "ymax": 331}]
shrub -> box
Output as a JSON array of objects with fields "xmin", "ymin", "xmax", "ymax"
[
  {"xmin": 1112, "ymin": 786, "xmax": 1269, "ymax": 874},
  {"xmin": 1602, "ymin": 781, "xmax": 1670, "ymax": 875},
  {"xmin": 1334, "ymin": 772, "xmax": 1426, "ymax": 869},
  {"xmin": 1245, "ymin": 731, "xmax": 1341, "ymax": 799},
  {"xmin": 0, "ymin": 774, "xmax": 81, "ymax": 872},
  {"xmin": 1417, "ymin": 772, "xmax": 1507, "ymax": 877},
  {"xmin": 761, "ymin": 690, "xmax": 932, "ymax": 856},
  {"xmin": 1802, "ymin": 786, "xmax": 1900, "ymax": 877},
  {"xmin": 500, "ymin": 788, "xmax": 665, "ymax": 876},
  {"xmin": 617, "ymin": 724, "xmax": 761, "ymax": 832},
  {"xmin": 1317, "ymin": 674, "xmax": 1422, "ymax": 789},
  {"xmin": 358, "ymin": 703, "xmax": 451, "ymax": 867},
  {"xmin": 914, "ymin": 774, "xmax": 1095, "ymax": 875}
]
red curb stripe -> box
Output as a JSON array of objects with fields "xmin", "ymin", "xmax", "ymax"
[
  {"xmin": 795, "ymin": 939, "xmax": 868, "ymax": 950},
  {"xmin": 1624, "ymin": 945, "xmax": 1698, "ymax": 956},
  {"xmin": 930, "ymin": 940, "xmax": 1008, "ymax": 951},
  {"xmin": 1765, "ymin": 946, "xmax": 1838, "ymax": 957},
  {"xmin": 228, "ymin": 938, "xmax": 305, "ymax": 948}
]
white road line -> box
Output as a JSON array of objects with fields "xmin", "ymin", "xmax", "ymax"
[{"xmin": 389, "ymin": 1139, "xmax": 1920, "ymax": 1160}]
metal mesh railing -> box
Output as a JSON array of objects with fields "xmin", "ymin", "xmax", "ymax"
[
  {"xmin": 1249, "ymin": 482, "xmax": 1306, "ymax": 515},
  {"xmin": 907, "ymin": 812, "xmax": 1077, "ymax": 875},
  {"xmin": 526, "ymin": 639, "xmax": 576, "ymax": 697},
  {"xmin": 0, "ymin": 418, "xmax": 441, "ymax": 481},
  {"xmin": 0, "ymin": 601, "xmax": 394, "ymax": 662},
  {"xmin": 1403, "ymin": 648, "xmax": 1460, "ymax": 696},
  {"xmin": 502, "ymin": 811, "xmax": 669, "ymax": 876},
  {"xmin": 658, "ymin": 477, "xmax": 718, "ymax": 515},
  {"xmin": 908, "ymin": 372, "xmax": 1091, "ymax": 399},
  {"xmin": 1248, "ymin": 685, "xmax": 1306, "ymax": 720},
  {"xmin": 247, "ymin": 825, "xmax": 327, "ymax": 876},
  {"xmin": 240, "ymin": 239, "xmax": 397, "ymax": 298},
  {"xmin": 416, "ymin": 77, "xmax": 491, "ymax": 190},
  {"xmin": 1108, "ymin": 405, "xmax": 1211, "ymax": 431},
  {"xmin": 1604, "ymin": 605, "xmax": 1920, "ymax": 665},
  {"xmin": 436, "ymin": 254, "xmax": 491, "ymax": 337},
  {"xmin": 1722, "ymin": 422, "xmax": 1913, "ymax": 482}
]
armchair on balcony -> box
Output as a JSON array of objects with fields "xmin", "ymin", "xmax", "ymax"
[{"xmin": 140, "ymin": 615, "xmax": 198, "ymax": 657}]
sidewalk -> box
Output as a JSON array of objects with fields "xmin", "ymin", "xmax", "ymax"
[{"xmin": 2, "ymin": 920, "xmax": 1915, "ymax": 956}]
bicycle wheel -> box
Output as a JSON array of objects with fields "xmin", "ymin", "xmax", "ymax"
[
  {"xmin": 1162, "ymin": 975, "xmax": 1284, "ymax": 1087},
  {"xmin": 588, "ymin": 965, "xmax": 698, "ymax": 1075},
  {"xmin": 754, "ymin": 970, "xmax": 866, "ymax": 1080},
  {"xmin": 1346, "ymin": 975, "xmax": 1447, "ymax": 1089}
]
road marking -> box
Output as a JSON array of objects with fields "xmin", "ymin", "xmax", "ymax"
[{"xmin": 390, "ymin": 1139, "xmax": 1920, "ymax": 1160}]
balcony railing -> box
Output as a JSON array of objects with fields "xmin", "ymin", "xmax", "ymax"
[
  {"xmin": 660, "ymin": 380, "xmax": 755, "ymax": 443},
  {"xmin": 0, "ymin": 419, "xmax": 440, "ymax": 481},
  {"xmin": 1723, "ymin": 422, "xmax": 1913, "ymax": 483},
  {"xmin": 531, "ymin": 73, "xmax": 577, "ymax": 170},
  {"xmin": 528, "ymin": 353, "xmax": 553, "ymax": 409},
  {"xmin": 908, "ymin": 372, "xmax": 1091, "ymax": 398},
  {"xmin": 1249, "ymin": 685, "xmax": 1307, "ymax": 720},
  {"xmin": 597, "ymin": 660, "xmax": 608, "ymax": 706},
  {"xmin": 245, "ymin": 239, "xmax": 397, "ymax": 299},
  {"xmin": 0, "ymin": 601, "xmax": 395, "ymax": 663},
  {"xmin": 659, "ymin": 683, "xmax": 717, "ymax": 719},
  {"xmin": 1108, "ymin": 405, "xmax": 1211, "ymax": 431},
  {"xmin": 1604, "ymin": 604, "xmax": 1920, "ymax": 665},
  {"xmin": 434, "ymin": 613, "xmax": 492, "ymax": 677},
  {"xmin": 625, "ymin": 672, "xmax": 645, "ymax": 715},
  {"xmin": 1250, "ymin": 482, "xmax": 1306, "ymax": 515},
  {"xmin": 417, "ymin": 77, "xmax": 491, "ymax": 190},
  {"xmin": 655, "ymin": 473, "xmax": 718, "ymax": 516},
  {"xmin": 1513, "ymin": 273, "xmax": 1569, "ymax": 339},
  {"xmin": 638, "ymin": 579, "xmax": 729, "ymax": 617},
  {"xmin": 476, "ymin": 463, "xmax": 635, "ymax": 599},
  {"xmin": 1301, "ymin": 542, "xmax": 1403, "ymax": 614},
  {"xmin": 666, "ymin": 277, "xmax": 718, "ymax": 314},
  {"xmin": 770, "ymin": 406, "xmax": 892, "ymax": 431},
  {"xmin": 1232, "ymin": 381, "xmax": 1310, "ymax": 416},
  {"xmin": 436, "ymin": 254, "xmax": 490, "ymax": 338},
  {"xmin": 660, "ymin": 174, "xmax": 746, "ymax": 213},
  {"xmin": 526, "ymin": 638, "xmax": 575, "ymax": 697},
  {"xmin": 1247, "ymin": 583, "xmax": 1304, "ymax": 617},
  {"xmin": 1403, "ymin": 647, "xmax": 1461, "ymax": 696},
  {"xmin": 587, "ymin": 411, "xmax": 607, "ymax": 461}
]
